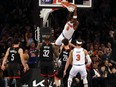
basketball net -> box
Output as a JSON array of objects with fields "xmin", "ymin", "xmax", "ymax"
[{"xmin": 61, "ymin": 1, "xmax": 76, "ymax": 12}]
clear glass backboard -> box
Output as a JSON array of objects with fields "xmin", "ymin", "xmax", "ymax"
[{"xmin": 39, "ymin": 0, "xmax": 92, "ymax": 8}]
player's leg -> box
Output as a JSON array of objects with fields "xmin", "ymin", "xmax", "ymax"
[
  {"xmin": 55, "ymin": 33, "xmax": 64, "ymax": 46},
  {"xmin": 63, "ymin": 65, "xmax": 72, "ymax": 87},
  {"xmin": 14, "ymin": 63, "xmax": 22, "ymax": 87},
  {"xmin": 47, "ymin": 62, "xmax": 54, "ymax": 87},
  {"xmin": 49, "ymin": 76, "xmax": 54, "ymax": 87},
  {"xmin": 40, "ymin": 62, "xmax": 49, "ymax": 87},
  {"xmin": 54, "ymin": 76, "xmax": 59, "ymax": 87},
  {"xmin": 7, "ymin": 63, "xmax": 15, "ymax": 87},
  {"xmin": 83, "ymin": 75, "xmax": 88, "ymax": 87},
  {"xmin": 54, "ymin": 66, "xmax": 64, "ymax": 87},
  {"xmin": 15, "ymin": 78, "xmax": 22, "ymax": 87},
  {"xmin": 80, "ymin": 65, "xmax": 88, "ymax": 87},
  {"xmin": 8, "ymin": 78, "xmax": 15, "ymax": 87},
  {"xmin": 67, "ymin": 75, "xmax": 74, "ymax": 87},
  {"xmin": 67, "ymin": 66, "xmax": 78, "ymax": 87}
]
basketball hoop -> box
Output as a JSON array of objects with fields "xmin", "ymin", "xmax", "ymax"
[
  {"xmin": 61, "ymin": 1, "xmax": 76, "ymax": 12},
  {"xmin": 39, "ymin": 0, "xmax": 77, "ymax": 26},
  {"xmin": 53, "ymin": 0, "xmax": 62, "ymax": 4}
]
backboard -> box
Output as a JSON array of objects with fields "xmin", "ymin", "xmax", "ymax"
[{"xmin": 39, "ymin": 0, "xmax": 92, "ymax": 8}]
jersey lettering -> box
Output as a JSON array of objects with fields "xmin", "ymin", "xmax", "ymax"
[
  {"xmin": 76, "ymin": 54, "xmax": 80, "ymax": 61},
  {"xmin": 66, "ymin": 26, "xmax": 70, "ymax": 31},
  {"xmin": 63, "ymin": 55, "xmax": 68, "ymax": 61},
  {"xmin": 11, "ymin": 54, "xmax": 15, "ymax": 61},
  {"xmin": 43, "ymin": 50, "xmax": 50, "ymax": 57}
]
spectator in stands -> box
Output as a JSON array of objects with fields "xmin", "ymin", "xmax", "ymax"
[
  {"xmin": 106, "ymin": 42, "xmax": 112, "ymax": 53},
  {"xmin": 28, "ymin": 42, "xmax": 38, "ymax": 68},
  {"xmin": 102, "ymin": 48, "xmax": 111, "ymax": 61},
  {"xmin": 109, "ymin": 66, "xmax": 116, "ymax": 87},
  {"xmin": 109, "ymin": 30, "xmax": 116, "ymax": 62},
  {"xmin": 88, "ymin": 44, "xmax": 94, "ymax": 57},
  {"xmin": 91, "ymin": 64, "xmax": 107, "ymax": 87},
  {"xmin": 90, "ymin": 63, "xmax": 101, "ymax": 87},
  {"xmin": 25, "ymin": 32, "xmax": 34, "ymax": 48}
]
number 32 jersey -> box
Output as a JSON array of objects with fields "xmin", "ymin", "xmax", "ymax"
[
  {"xmin": 40, "ymin": 43, "xmax": 53, "ymax": 61},
  {"xmin": 73, "ymin": 48, "xmax": 85, "ymax": 65}
]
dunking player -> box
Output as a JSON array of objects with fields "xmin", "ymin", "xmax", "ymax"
[
  {"xmin": 54, "ymin": 38, "xmax": 71, "ymax": 87},
  {"xmin": 38, "ymin": 35, "xmax": 59, "ymax": 87},
  {"xmin": 55, "ymin": 5, "xmax": 79, "ymax": 46},
  {"xmin": 1, "ymin": 38, "xmax": 29, "ymax": 87},
  {"xmin": 64, "ymin": 39, "xmax": 92, "ymax": 87}
]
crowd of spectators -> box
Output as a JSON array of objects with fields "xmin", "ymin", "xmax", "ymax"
[
  {"xmin": 0, "ymin": 0, "xmax": 36, "ymax": 58},
  {"xmin": 0, "ymin": 0, "xmax": 116, "ymax": 87}
]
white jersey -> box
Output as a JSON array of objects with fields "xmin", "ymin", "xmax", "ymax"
[
  {"xmin": 62, "ymin": 21, "xmax": 75, "ymax": 40},
  {"xmin": 69, "ymin": 47, "xmax": 88, "ymax": 87},
  {"xmin": 72, "ymin": 48, "xmax": 85, "ymax": 65},
  {"xmin": 55, "ymin": 21, "xmax": 75, "ymax": 45}
]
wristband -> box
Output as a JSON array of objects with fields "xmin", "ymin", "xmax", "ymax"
[{"xmin": 73, "ymin": 16, "xmax": 77, "ymax": 19}]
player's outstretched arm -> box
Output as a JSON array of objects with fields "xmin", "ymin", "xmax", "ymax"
[{"xmin": 73, "ymin": 7, "xmax": 79, "ymax": 30}]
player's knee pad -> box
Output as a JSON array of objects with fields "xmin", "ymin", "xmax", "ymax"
[{"xmin": 83, "ymin": 76, "xmax": 88, "ymax": 85}]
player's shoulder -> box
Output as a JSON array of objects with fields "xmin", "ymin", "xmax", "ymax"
[
  {"xmin": 18, "ymin": 48, "xmax": 23, "ymax": 52},
  {"xmin": 51, "ymin": 43, "xmax": 58, "ymax": 49},
  {"xmin": 82, "ymin": 48, "xmax": 87, "ymax": 51},
  {"xmin": 70, "ymin": 49, "xmax": 74, "ymax": 53},
  {"xmin": 83, "ymin": 48, "xmax": 88, "ymax": 54},
  {"xmin": 74, "ymin": 20, "xmax": 79, "ymax": 25}
]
